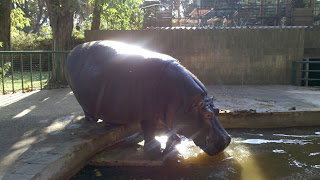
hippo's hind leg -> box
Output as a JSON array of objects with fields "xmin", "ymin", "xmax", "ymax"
[
  {"xmin": 140, "ymin": 119, "xmax": 161, "ymax": 158},
  {"xmin": 83, "ymin": 109, "xmax": 98, "ymax": 121}
]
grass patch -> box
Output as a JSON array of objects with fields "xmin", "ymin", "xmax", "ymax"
[{"xmin": 0, "ymin": 71, "xmax": 50, "ymax": 94}]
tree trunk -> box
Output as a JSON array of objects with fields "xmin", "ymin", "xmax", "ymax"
[
  {"xmin": 0, "ymin": 0, "xmax": 12, "ymax": 51},
  {"xmin": 32, "ymin": 0, "xmax": 46, "ymax": 34},
  {"xmin": 46, "ymin": 0, "xmax": 75, "ymax": 87},
  {"xmin": 91, "ymin": 0, "xmax": 101, "ymax": 30},
  {"xmin": 32, "ymin": 14, "xmax": 49, "ymax": 34}
]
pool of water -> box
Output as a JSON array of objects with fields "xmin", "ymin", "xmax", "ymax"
[{"xmin": 71, "ymin": 127, "xmax": 320, "ymax": 179}]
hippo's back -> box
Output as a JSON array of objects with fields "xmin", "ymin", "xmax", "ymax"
[{"xmin": 65, "ymin": 41, "xmax": 176, "ymax": 124}]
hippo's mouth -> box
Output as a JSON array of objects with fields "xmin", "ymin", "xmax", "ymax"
[{"xmin": 193, "ymin": 134, "xmax": 230, "ymax": 156}]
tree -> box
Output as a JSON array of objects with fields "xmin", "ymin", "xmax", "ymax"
[
  {"xmin": 100, "ymin": 0, "xmax": 144, "ymax": 30},
  {"xmin": 14, "ymin": 0, "xmax": 49, "ymax": 34},
  {"xmin": 91, "ymin": 0, "xmax": 103, "ymax": 30},
  {"xmin": 45, "ymin": 0, "xmax": 77, "ymax": 86},
  {"xmin": 0, "ymin": 0, "xmax": 12, "ymax": 51}
]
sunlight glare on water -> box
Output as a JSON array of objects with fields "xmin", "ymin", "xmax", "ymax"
[
  {"xmin": 154, "ymin": 135, "xmax": 266, "ymax": 180},
  {"xmin": 175, "ymin": 137, "xmax": 204, "ymax": 159}
]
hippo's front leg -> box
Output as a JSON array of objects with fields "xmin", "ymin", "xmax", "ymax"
[
  {"xmin": 162, "ymin": 105, "xmax": 181, "ymax": 155},
  {"xmin": 140, "ymin": 119, "xmax": 162, "ymax": 158},
  {"xmin": 83, "ymin": 108, "xmax": 98, "ymax": 121},
  {"xmin": 163, "ymin": 131, "xmax": 181, "ymax": 155}
]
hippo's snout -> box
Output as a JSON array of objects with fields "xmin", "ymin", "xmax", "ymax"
[{"xmin": 202, "ymin": 134, "xmax": 231, "ymax": 156}]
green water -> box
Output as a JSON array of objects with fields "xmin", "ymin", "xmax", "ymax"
[{"xmin": 71, "ymin": 127, "xmax": 320, "ymax": 180}]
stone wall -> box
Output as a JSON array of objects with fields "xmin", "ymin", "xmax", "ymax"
[
  {"xmin": 85, "ymin": 27, "xmax": 306, "ymax": 85},
  {"xmin": 304, "ymin": 28, "xmax": 320, "ymax": 58}
]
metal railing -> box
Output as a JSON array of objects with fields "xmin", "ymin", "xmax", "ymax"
[
  {"xmin": 0, "ymin": 51, "xmax": 71, "ymax": 95},
  {"xmin": 293, "ymin": 58, "xmax": 320, "ymax": 86}
]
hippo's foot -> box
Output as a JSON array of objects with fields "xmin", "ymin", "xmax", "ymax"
[
  {"xmin": 162, "ymin": 132, "xmax": 181, "ymax": 155},
  {"xmin": 144, "ymin": 139, "xmax": 162, "ymax": 159},
  {"xmin": 83, "ymin": 109, "xmax": 97, "ymax": 121}
]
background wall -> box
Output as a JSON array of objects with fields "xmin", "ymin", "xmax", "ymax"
[
  {"xmin": 85, "ymin": 27, "xmax": 306, "ymax": 85},
  {"xmin": 304, "ymin": 28, "xmax": 320, "ymax": 58}
]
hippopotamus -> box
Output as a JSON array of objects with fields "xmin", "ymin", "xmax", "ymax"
[{"xmin": 65, "ymin": 41, "xmax": 231, "ymax": 156}]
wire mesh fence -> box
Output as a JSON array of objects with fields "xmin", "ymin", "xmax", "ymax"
[{"xmin": 0, "ymin": 51, "xmax": 70, "ymax": 95}]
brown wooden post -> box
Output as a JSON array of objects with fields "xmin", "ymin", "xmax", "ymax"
[
  {"xmin": 276, "ymin": 0, "xmax": 280, "ymax": 25},
  {"xmin": 286, "ymin": 0, "xmax": 293, "ymax": 25},
  {"xmin": 310, "ymin": 0, "xmax": 315, "ymax": 15},
  {"xmin": 169, "ymin": 0, "xmax": 173, "ymax": 16},
  {"xmin": 260, "ymin": 0, "xmax": 264, "ymax": 17},
  {"xmin": 177, "ymin": 0, "xmax": 181, "ymax": 19}
]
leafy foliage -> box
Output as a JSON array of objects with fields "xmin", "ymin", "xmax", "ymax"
[
  {"xmin": 0, "ymin": 62, "xmax": 12, "ymax": 81},
  {"xmin": 11, "ymin": 31, "xmax": 40, "ymax": 50},
  {"xmin": 11, "ymin": 5, "xmax": 31, "ymax": 37},
  {"xmin": 99, "ymin": 0, "xmax": 144, "ymax": 30},
  {"xmin": 39, "ymin": 25, "xmax": 52, "ymax": 39}
]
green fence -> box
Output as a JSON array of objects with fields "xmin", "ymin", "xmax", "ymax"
[
  {"xmin": 0, "ymin": 51, "xmax": 71, "ymax": 95},
  {"xmin": 293, "ymin": 58, "xmax": 320, "ymax": 86}
]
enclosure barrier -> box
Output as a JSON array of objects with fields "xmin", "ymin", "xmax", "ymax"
[
  {"xmin": 0, "ymin": 51, "xmax": 70, "ymax": 95},
  {"xmin": 293, "ymin": 58, "xmax": 320, "ymax": 86}
]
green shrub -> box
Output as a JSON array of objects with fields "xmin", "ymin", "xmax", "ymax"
[
  {"xmin": 11, "ymin": 31, "xmax": 40, "ymax": 51},
  {"xmin": 0, "ymin": 62, "xmax": 12, "ymax": 80},
  {"xmin": 11, "ymin": 30, "xmax": 52, "ymax": 50}
]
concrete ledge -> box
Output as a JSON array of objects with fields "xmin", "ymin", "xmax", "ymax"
[
  {"xmin": 220, "ymin": 110, "xmax": 320, "ymax": 129},
  {"xmin": 4, "ymin": 122, "xmax": 142, "ymax": 180}
]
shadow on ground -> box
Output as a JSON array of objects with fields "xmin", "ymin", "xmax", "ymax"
[{"xmin": 0, "ymin": 88, "xmax": 108, "ymax": 178}]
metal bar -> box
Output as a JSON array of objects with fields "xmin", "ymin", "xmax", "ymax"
[
  {"xmin": 10, "ymin": 54, "xmax": 14, "ymax": 93},
  {"xmin": 20, "ymin": 54, "xmax": 24, "ymax": 92},
  {"xmin": 39, "ymin": 54, "xmax": 42, "ymax": 90},
  {"xmin": 305, "ymin": 58, "xmax": 309, "ymax": 86},
  {"xmin": 295, "ymin": 61, "xmax": 320, "ymax": 63},
  {"xmin": 298, "ymin": 70, "xmax": 320, "ymax": 72},
  {"xmin": 292, "ymin": 61, "xmax": 297, "ymax": 85},
  {"xmin": 57, "ymin": 53, "xmax": 60, "ymax": 82},
  {"xmin": 297, "ymin": 78, "xmax": 320, "ymax": 81},
  {"xmin": 1, "ymin": 54, "xmax": 4, "ymax": 95},
  {"xmin": 0, "ymin": 51, "xmax": 71, "ymax": 53},
  {"xmin": 48, "ymin": 53, "xmax": 51, "ymax": 89},
  {"xmin": 30, "ymin": 54, "xmax": 33, "ymax": 91}
]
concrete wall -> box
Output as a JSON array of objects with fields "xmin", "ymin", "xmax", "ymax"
[
  {"xmin": 304, "ymin": 28, "xmax": 320, "ymax": 57},
  {"xmin": 85, "ymin": 27, "xmax": 305, "ymax": 85}
]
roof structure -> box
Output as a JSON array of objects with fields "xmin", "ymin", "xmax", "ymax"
[{"xmin": 189, "ymin": 8, "xmax": 212, "ymax": 17}]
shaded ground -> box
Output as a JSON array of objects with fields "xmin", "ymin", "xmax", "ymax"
[{"xmin": 0, "ymin": 88, "xmax": 84, "ymax": 179}]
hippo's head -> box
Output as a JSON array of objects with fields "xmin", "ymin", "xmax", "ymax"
[{"xmin": 176, "ymin": 96, "xmax": 231, "ymax": 156}]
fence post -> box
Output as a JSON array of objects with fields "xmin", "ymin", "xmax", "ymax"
[
  {"xmin": 20, "ymin": 54, "xmax": 24, "ymax": 92},
  {"xmin": 1, "ymin": 54, "xmax": 4, "ymax": 95},
  {"xmin": 292, "ymin": 61, "xmax": 297, "ymax": 85},
  {"xmin": 30, "ymin": 54, "xmax": 33, "ymax": 91},
  {"xmin": 305, "ymin": 58, "xmax": 309, "ymax": 87},
  {"xmin": 48, "ymin": 53, "xmax": 51, "ymax": 89},
  {"xmin": 10, "ymin": 54, "xmax": 14, "ymax": 93},
  {"xmin": 39, "ymin": 54, "xmax": 42, "ymax": 90}
]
